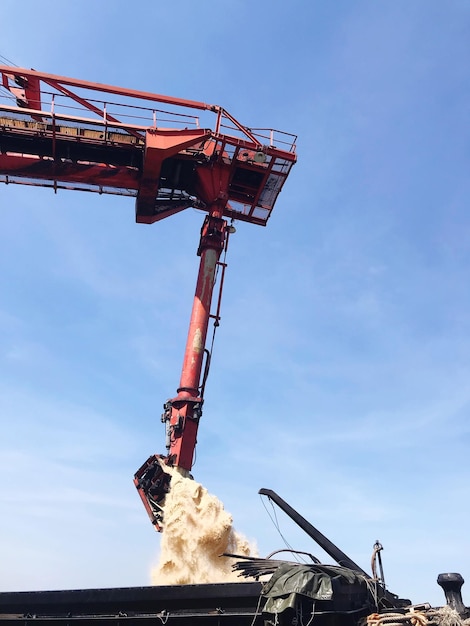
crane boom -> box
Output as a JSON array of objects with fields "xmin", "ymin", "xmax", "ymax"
[
  {"xmin": 0, "ymin": 66, "xmax": 296, "ymax": 225},
  {"xmin": 0, "ymin": 66, "xmax": 297, "ymax": 530}
]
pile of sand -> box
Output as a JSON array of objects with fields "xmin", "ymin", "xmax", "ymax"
[{"xmin": 151, "ymin": 467, "xmax": 256, "ymax": 585}]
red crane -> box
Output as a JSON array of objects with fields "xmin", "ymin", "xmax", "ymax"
[{"xmin": 0, "ymin": 66, "xmax": 297, "ymax": 530}]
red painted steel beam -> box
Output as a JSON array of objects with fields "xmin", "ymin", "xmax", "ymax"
[
  {"xmin": 0, "ymin": 67, "xmax": 287, "ymax": 148},
  {"xmin": 0, "ymin": 153, "xmax": 141, "ymax": 189},
  {"xmin": 39, "ymin": 78, "xmax": 144, "ymax": 140},
  {"xmin": 136, "ymin": 128, "xmax": 212, "ymax": 221},
  {"xmin": 1, "ymin": 71, "xmax": 41, "ymax": 110},
  {"xmin": 0, "ymin": 66, "xmax": 216, "ymax": 113}
]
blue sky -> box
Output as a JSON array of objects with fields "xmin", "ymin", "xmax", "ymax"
[{"xmin": 1, "ymin": 0, "xmax": 469, "ymax": 608}]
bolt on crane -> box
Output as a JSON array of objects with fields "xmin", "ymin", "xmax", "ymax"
[{"xmin": 0, "ymin": 65, "xmax": 297, "ymax": 530}]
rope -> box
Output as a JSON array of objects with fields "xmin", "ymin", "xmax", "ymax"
[
  {"xmin": 366, "ymin": 605, "xmax": 470, "ymax": 626},
  {"xmin": 367, "ymin": 610, "xmax": 429, "ymax": 626},
  {"xmin": 426, "ymin": 606, "xmax": 470, "ymax": 626},
  {"xmin": 156, "ymin": 610, "xmax": 169, "ymax": 625},
  {"xmin": 297, "ymin": 600, "xmax": 316, "ymax": 626},
  {"xmin": 249, "ymin": 592, "xmax": 265, "ymax": 626},
  {"xmin": 360, "ymin": 575, "xmax": 383, "ymax": 612}
]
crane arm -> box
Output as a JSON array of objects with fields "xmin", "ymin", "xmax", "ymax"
[{"xmin": 0, "ymin": 65, "xmax": 297, "ymax": 531}]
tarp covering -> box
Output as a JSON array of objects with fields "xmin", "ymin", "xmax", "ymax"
[{"xmin": 262, "ymin": 563, "xmax": 365, "ymax": 615}]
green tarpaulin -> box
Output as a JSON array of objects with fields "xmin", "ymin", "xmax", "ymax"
[{"xmin": 262, "ymin": 563, "xmax": 365, "ymax": 615}]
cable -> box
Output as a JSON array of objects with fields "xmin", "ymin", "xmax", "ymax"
[
  {"xmin": 198, "ymin": 218, "xmax": 234, "ymax": 398},
  {"xmin": 299, "ymin": 600, "xmax": 316, "ymax": 626},
  {"xmin": 249, "ymin": 592, "xmax": 265, "ymax": 626},
  {"xmin": 0, "ymin": 53, "xmax": 18, "ymax": 67},
  {"xmin": 260, "ymin": 493, "xmax": 306, "ymax": 563}
]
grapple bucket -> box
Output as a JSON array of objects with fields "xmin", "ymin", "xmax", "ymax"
[{"xmin": 133, "ymin": 455, "xmax": 172, "ymax": 532}]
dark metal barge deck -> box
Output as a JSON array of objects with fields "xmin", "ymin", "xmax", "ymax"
[{"xmin": 0, "ymin": 582, "xmax": 264, "ymax": 626}]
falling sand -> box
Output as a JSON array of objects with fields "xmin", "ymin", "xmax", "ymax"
[{"xmin": 152, "ymin": 466, "xmax": 256, "ymax": 585}]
